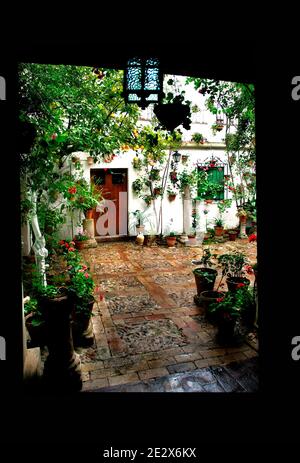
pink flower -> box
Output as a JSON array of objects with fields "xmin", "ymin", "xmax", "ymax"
[
  {"xmin": 216, "ymin": 297, "xmax": 224, "ymax": 303},
  {"xmin": 82, "ymin": 265, "xmax": 87, "ymax": 270},
  {"xmin": 70, "ymin": 241, "xmax": 75, "ymax": 245},
  {"xmin": 84, "ymin": 272, "xmax": 89, "ymax": 278},
  {"xmin": 68, "ymin": 247, "xmax": 75, "ymax": 252}
]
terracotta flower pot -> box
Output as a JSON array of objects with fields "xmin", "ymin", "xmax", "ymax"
[
  {"xmin": 166, "ymin": 236, "xmax": 176, "ymax": 247},
  {"xmin": 168, "ymin": 194, "xmax": 177, "ymax": 202},
  {"xmin": 228, "ymin": 231, "xmax": 238, "ymax": 241},
  {"xmin": 85, "ymin": 209, "xmax": 93, "ymax": 219},
  {"xmin": 214, "ymin": 226, "xmax": 224, "ymax": 237}
]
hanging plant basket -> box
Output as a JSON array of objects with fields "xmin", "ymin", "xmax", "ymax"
[
  {"xmin": 168, "ymin": 194, "xmax": 177, "ymax": 202},
  {"xmin": 181, "ymin": 154, "xmax": 189, "ymax": 164},
  {"xmin": 154, "ymin": 103, "xmax": 190, "ymax": 132}
]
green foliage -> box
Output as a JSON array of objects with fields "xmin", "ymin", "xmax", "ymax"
[
  {"xmin": 198, "ymin": 248, "xmax": 216, "ymax": 267},
  {"xmin": 208, "ymin": 286, "xmax": 256, "ymax": 323},
  {"xmin": 74, "ymin": 232, "xmax": 90, "ymax": 241},
  {"xmin": 214, "ymin": 217, "xmax": 224, "ymax": 227},
  {"xmin": 191, "ymin": 132, "xmax": 204, "ymax": 144},
  {"xmin": 218, "ymin": 252, "xmax": 249, "ymax": 279},
  {"xmin": 186, "ymin": 76, "xmax": 256, "ymax": 210},
  {"xmin": 208, "ymin": 291, "xmax": 242, "ymax": 320},
  {"xmin": 129, "ymin": 209, "xmax": 151, "ymax": 227}
]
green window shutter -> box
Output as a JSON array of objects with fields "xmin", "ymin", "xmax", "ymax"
[{"xmin": 207, "ymin": 167, "xmax": 224, "ymax": 200}]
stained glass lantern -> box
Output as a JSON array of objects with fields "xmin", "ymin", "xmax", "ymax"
[{"xmin": 123, "ymin": 57, "xmax": 163, "ymax": 109}]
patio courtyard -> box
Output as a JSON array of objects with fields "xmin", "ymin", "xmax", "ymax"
[{"xmin": 66, "ymin": 238, "xmax": 259, "ymax": 392}]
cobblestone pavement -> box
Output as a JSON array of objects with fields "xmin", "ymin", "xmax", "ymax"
[
  {"xmin": 77, "ymin": 239, "xmax": 258, "ymax": 392},
  {"xmin": 84, "ymin": 357, "xmax": 258, "ymax": 392}
]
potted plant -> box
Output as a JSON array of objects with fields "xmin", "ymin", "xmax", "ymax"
[
  {"xmin": 217, "ymin": 251, "xmax": 251, "ymax": 292},
  {"xmin": 130, "ymin": 209, "xmax": 151, "ymax": 235},
  {"xmin": 165, "ymin": 231, "xmax": 177, "ymax": 247},
  {"xmin": 181, "ymin": 154, "xmax": 189, "ymax": 164},
  {"xmin": 192, "ymin": 248, "xmax": 218, "ymax": 299},
  {"xmin": 228, "ymin": 229, "xmax": 238, "ymax": 241},
  {"xmin": 149, "ymin": 168, "xmax": 160, "ymax": 182},
  {"xmin": 214, "ymin": 217, "xmax": 224, "ymax": 236},
  {"xmin": 167, "ymin": 187, "xmax": 177, "ymax": 201},
  {"xmin": 207, "ymin": 291, "xmax": 242, "ymax": 344},
  {"xmin": 72, "ymin": 180, "xmax": 103, "ymax": 219},
  {"xmin": 142, "ymin": 194, "xmax": 153, "ymax": 207},
  {"xmin": 191, "ymin": 132, "xmax": 204, "ymax": 144},
  {"xmin": 197, "ymin": 290, "xmax": 226, "ymax": 318},
  {"xmin": 132, "ymin": 178, "xmax": 144, "ymax": 195},
  {"xmin": 153, "ymin": 186, "xmax": 162, "ymax": 197},
  {"xmin": 67, "ymin": 263, "xmax": 96, "ymax": 346},
  {"xmin": 73, "ymin": 231, "xmax": 90, "ymax": 250}
]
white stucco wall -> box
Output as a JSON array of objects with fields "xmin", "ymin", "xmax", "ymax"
[{"xmin": 60, "ymin": 146, "xmax": 240, "ymax": 239}]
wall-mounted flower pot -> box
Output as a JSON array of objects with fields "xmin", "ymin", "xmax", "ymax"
[
  {"xmin": 168, "ymin": 194, "xmax": 177, "ymax": 202},
  {"xmin": 153, "ymin": 187, "xmax": 162, "ymax": 196}
]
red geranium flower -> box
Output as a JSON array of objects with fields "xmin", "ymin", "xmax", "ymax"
[
  {"xmin": 237, "ymin": 283, "xmax": 245, "ymax": 288},
  {"xmin": 84, "ymin": 272, "xmax": 89, "ymax": 278},
  {"xmin": 248, "ymin": 233, "xmax": 257, "ymax": 242},
  {"xmin": 68, "ymin": 247, "xmax": 75, "ymax": 252},
  {"xmin": 65, "ymin": 243, "xmax": 70, "ymax": 248},
  {"xmin": 59, "ymin": 240, "xmax": 65, "ymax": 245},
  {"xmin": 68, "ymin": 186, "xmax": 77, "ymax": 194},
  {"xmin": 216, "ymin": 297, "xmax": 224, "ymax": 302}
]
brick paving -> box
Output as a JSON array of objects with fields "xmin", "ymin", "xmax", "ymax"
[{"xmin": 75, "ymin": 238, "xmax": 258, "ymax": 392}]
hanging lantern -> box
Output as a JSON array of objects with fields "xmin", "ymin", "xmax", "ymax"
[
  {"xmin": 172, "ymin": 150, "xmax": 181, "ymax": 164},
  {"xmin": 123, "ymin": 57, "xmax": 163, "ymax": 109}
]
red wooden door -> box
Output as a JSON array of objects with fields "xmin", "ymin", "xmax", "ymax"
[{"xmin": 90, "ymin": 168, "xmax": 128, "ymax": 236}]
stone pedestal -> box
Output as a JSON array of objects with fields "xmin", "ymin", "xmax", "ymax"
[
  {"xmin": 73, "ymin": 318, "xmax": 94, "ymax": 347},
  {"xmin": 83, "ymin": 218, "xmax": 95, "ymax": 238},
  {"xmin": 182, "ymin": 187, "xmax": 191, "ymax": 235},
  {"xmin": 239, "ymin": 217, "xmax": 247, "ymax": 238},
  {"xmin": 42, "ymin": 295, "xmax": 82, "ymax": 392}
]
